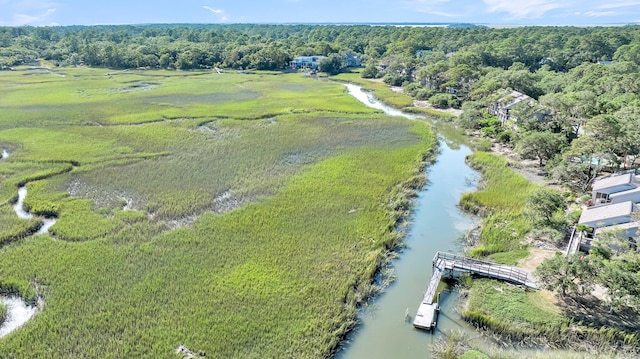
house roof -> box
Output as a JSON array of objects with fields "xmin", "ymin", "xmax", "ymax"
[
  {"xmin": 610, "ymin": 185, "xmax": 640, "ymax": 199},
  {"xmin": 592, "ymin": 173, "xmax": 632, "ymax": 192},
  {"xmin": 292, "ymin": 56, "xmax": 325, "ymax": 62},
  {"xmin": 502, "ymin": 91, "xmax": 531, "ymax": 110},
  {"xmin": 596, "ymin": 221, "xmax": 640, "ymax": 235},
  {"xmin": 493, "ymin": 90, "xmax": 531, "ymax": 111},
  {"xmin": 579, "ymin": 201, "xmax": 634, "ymax": 226}
]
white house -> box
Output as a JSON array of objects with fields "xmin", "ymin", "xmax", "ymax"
[
  {"xmin": 488, "ymin": 90, "xmax": 532, "ymax": 125},
  {"xmin": 575, "ymin": 170, "xmax": 640, "ymax": 251},
  {"xmin": 289, "ymin": 56, "xmax": 325, "ymax": 70},
  {"xmin": 578, "ymin": 201, "xmax": 640, "ymax": 250},
  {"xmin": 590, "ymin": 171, "xmax": 640, "ymax": 205}
]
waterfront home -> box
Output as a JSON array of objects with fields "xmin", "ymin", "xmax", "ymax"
[
  {"xmin": 290, "ymin": 54, "xmax": 361, "ymax": 70},
  {"xmin": 579, "ymin": 201, "xmax": 638, "ymax": 230},
  {"xmin": 344, "ymin": 53, "xmax": 361, "ymax": 67},
  {"xmin": 488, "ymin": 89, "xmax": 533, "ymax": 125},
  {"xmin": 574, "ymin": 169, "xmax": 640, "ymax": 251},
  {"xmin": 577, "ymin": 201, "xmax": 639, "ymax": 250},
  {"xmin": 589, "ymin": 170, "xmax": 640, "ymax": 206},
  {"xmin": 289, "ymin": 56, "xmax": 325, "ymax": 70}
]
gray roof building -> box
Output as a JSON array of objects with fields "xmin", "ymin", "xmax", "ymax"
[
  {"xmin": 579, "ymin": 201, "xmax": 635, "ymax": 228},
  {"xmin": 488, "ymin": 90, "xmax": 532, "ymax": 124}
]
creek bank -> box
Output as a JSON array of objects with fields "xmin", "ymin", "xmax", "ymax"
[
  {"xmin": 340, "ymin": 83, "xmax": 609, "ymax": 359},
  {"xmin": 337, "ymin": 84, "xmax": 481, "ymax": 359},
  {"xmin": 457, "ymin": 150, "xmax": 640, "ymax": 356},
  {"xmin": 12, "ymin": 186, "xmax": 57, "ymax": 234}
]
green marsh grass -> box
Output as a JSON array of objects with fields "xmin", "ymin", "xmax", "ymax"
[
  {"xmin": 460, "ymin": 152, "xmax": 537, "ymax": 259},
  {"xmin": 1, "ymin": 69, "xmax": 377, "ymax": 128},
  {"xmin": 403, "ymin": 106, "xmax": 457, "ymax": 119},
  {"xmin": 0, "ymin": 160, "xmax": 69, "ymax": 243},
  {"xmin": 464, "ymin": 279, "xmax": 564, "ymax": 334},
  {"xmin": 0, "ymin": 67, "xmax": 436, "ymax": 357},
  {"xmin": 0, "ymin": 205, "xmax": 42, "ymax": 246}
]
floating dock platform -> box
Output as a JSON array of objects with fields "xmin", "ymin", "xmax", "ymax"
[{"xmin": 413, "ymin": 251, "xmax": 536, "ymax": 332}]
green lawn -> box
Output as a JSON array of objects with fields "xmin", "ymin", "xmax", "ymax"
[{"xmin": 0, "ymin": 67, "xmax": 435, "ymax": 357}]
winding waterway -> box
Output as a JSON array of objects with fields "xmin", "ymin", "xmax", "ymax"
[
  {"xmin": 338, "ymin": 85, "xmax": 480, "ymax": 358},
  {"xmin": 12, "ymin": 187, "xmax": 57, "ymax": 235},
  {"xmin": 1, "ymin": 150, "xmax": 42, "ymax": 338}
]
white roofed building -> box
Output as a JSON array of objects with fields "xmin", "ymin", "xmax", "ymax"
[
  {"xmin": 590, "ymin": 170, "xmax": 640, "ymax": 206},
  {"xmin": 574, "ymin": 169, "xmax": 640, "ymax": 252}
]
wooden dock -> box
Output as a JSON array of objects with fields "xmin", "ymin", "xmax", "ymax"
[{"xmin": 413, "ymin": 251, "xmax": 536, "ymax": 332}]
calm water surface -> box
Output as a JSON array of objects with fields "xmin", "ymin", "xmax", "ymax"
[{"xmin": 338, "ymin": 85, "xmax": 480, "ymax": 358}]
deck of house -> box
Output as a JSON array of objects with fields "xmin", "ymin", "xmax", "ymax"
[{"xmin": 413, "ymin": 251, "xmax": 536, "ymax": 332}]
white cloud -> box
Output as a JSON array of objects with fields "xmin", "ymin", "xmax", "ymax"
[
  {"xmin": 483, "ymin": 0, "xmax": 572, "ymax": 19},
  {"xmin": 13, "ymin": 7, "xmax": 56, "ymax": 25},
  {"xmin": 203, "ymin": 6, "xmax": 223, "ymax": 14},
  {"xmin": 202, "ymin": 5, "xmax": 228, "ymax": 22},
  {"xmin": 576, "ymin": 10, "xmax": 618, "ymax": 17},
  {"xmin": 0, "ymin": 0, "xmax": 58, "ymax": 25}
]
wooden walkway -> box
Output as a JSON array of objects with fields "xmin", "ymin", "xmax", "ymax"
[
  {"xmin": 413, "ymin": 251, "xmax": 536, "ymax": 331},
  {"xmin": 565, "ymin": 227, "xmax": 581, "ymax": 256}
]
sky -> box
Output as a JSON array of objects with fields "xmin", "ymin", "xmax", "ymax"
[{"xmin": 1, "ymin": 0, "xmax": 640, "ymax": 27}]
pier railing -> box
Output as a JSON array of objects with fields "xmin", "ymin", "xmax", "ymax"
[
  {"xmin": 415, "ymin": 251, "xmax": 535, "ymax": 331},
  {"xmin": 432, "ymin": 251, "xmax": 530, "ymax": 286}
]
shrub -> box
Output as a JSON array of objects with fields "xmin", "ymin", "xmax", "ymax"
[
  {"xmin": 383, "ymin": 73, "xmax": 403, "ymax": 86},
  {"xmin": 403, "ymin": 82, "xmax": 421, "ymax": 96},
  {"xmin": 414, "ymin": 88, "xmax": 435, "ymax": 100},
  {"xmin": 360, "ymin": 65, "xmax": 380, "ymax": 79},
  {"xmin": 428, "ymin": 93, "xmax": 455, "ymax": 108},
  {"xmin": 567, "ymin": 209, "xmax": 582, "ymax": 224},
  {"xmin": 496, "ymin": 129, "xmax": 514, "ymax": 144}
]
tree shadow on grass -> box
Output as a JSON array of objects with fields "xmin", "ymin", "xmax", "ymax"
[{"xmin": 560, "ymin": 295, "xmax": 640, "ymax": 332}]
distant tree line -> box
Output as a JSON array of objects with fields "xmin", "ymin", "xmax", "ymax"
[{"xmin": 1, "ymin": 24, "xmax": 640, "ymax": 72}]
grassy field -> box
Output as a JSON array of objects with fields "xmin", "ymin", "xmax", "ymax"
[
  {"xmin": 0, "ymin": 66, "xmax": 435, "ymax": 357},
  {"xmin": 463, "ymin": 279, "xmax": 565, "ymax": 336}
]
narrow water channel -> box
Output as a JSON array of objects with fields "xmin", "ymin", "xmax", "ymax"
[
  {"xmin": 338, "ymin": 85, "xmax": 480, "ymax": 358},
  {"xmin": 12, "ymin": 187, "xmax": 57, "ymax": 234},
  {"xmin": 1, "ymin": 150, "xmax": 43, "ymax": 337},
  {"xmin": 13, "ymin": 187, "xmax": 32, "ymax": 220},
  {"xmin": 0, "ymin": 297, "xmax": 38, "ymax": 339}
]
